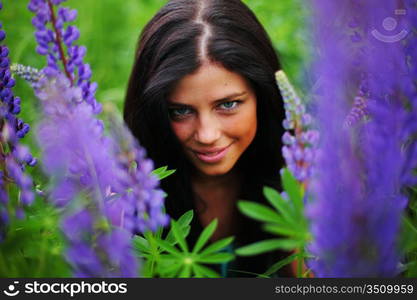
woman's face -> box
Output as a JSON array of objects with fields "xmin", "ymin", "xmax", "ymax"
[{"xmin": 168, "ymin": 63, "xmax": 257, "ymax": 177}]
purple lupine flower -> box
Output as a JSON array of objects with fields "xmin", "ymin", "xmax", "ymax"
[
  {"xmin": 35, "ymin": 72, "xmax": 168, "ymax": 276},
  {"xmin": 307, "ymin": 0, "xmax": 415, "ymax": 277},
  {"xmin": 400, "ymin": 0, "xmax": 417, "ymax": 188},
  {"xmin": 35, "ymin": 73, "xmax": 138, "ymax": 277},
  {"xmin": 0, "ymin": 42, "xmax": 31, "ymax": 140},
  {"xmin": 276, "ymin": 70, "xmax": 319, "ymax": 183},
  {"xmin": 28, "ymin": 0, "xmax": 101, "ymax": 113},
  {"xmin": 0, "ymin": 170, "xmax": 8, "ymax": 241},
  {"xmin": 0, "ymin": 3, "xmax": 35, "ymax": 239},
  {"xmin": 105, "ymin": 111, "xmax": 170, "ymax": 233}
]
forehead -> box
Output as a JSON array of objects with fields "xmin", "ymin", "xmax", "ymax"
[{"xmin": 169, "ymin": 63, "xmax": 252, "ymax": 103}]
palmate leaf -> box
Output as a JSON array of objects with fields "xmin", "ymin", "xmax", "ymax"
[
  {"xmin": 138, "ymin": 210, "xmax": 235, "ymax": 277},
  {"xmin": 133, "ymin": 210, "xmax": 192, "ymax": 277},
  {"xmin": 153, "ymin": 217, "xmax": 235, "ymax": 278},
  {"xmin": 134, "ymin": 211, "xmax": 194, "ymax": 276},
  {"xmin": 236, "ymin": 168, "xmax": 311, "ymax": 277}
]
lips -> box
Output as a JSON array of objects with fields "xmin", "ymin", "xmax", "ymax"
[{"xmin": 192, "ymin": 144, "xmax": 232, "ymax": 164}]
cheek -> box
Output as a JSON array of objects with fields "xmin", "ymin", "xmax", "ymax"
[
  {"xmin": 225, "ymin": 105, "xmax": 257, "ymax": 142},
  {"xmin": 170, "ymin": 121, "xmax": 193, "ymax": 144}
]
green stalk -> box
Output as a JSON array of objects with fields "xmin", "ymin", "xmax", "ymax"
[
  {"xmin": 149, "ymin": 234, "xmax": 160, "ymax": 277},
  {"xmin": 35, "ymin": 228, "xmax": 48, "ymax": 277},
  {"xmin": 296, "ymin": 247, "xmax": 304, "ymax": 278},
  {"xmin": 0, "ymin": 249, "xmax": 10, "ymax": 276}
]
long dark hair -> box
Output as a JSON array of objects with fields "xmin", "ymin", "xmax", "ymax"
[{"xmin": 124, "ymin": 0, "xmax": 285, "ymax": 252}]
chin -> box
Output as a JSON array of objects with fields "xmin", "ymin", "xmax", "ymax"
[{"xmin": 197, "ymin": 164, "xmax": 233, "ymax": 177}]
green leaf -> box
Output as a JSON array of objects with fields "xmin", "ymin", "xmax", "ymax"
[
  {"xmin": 281, "ymin": 168, "xmax": 303, "ymax": 214},
  {"xmin": 263, "ymin": 224, "xmax": 309, "ymax": 240},
  {"xmin": 200, "ymin": 236, "xmax": 235, "ymax": 256},
  {"xmin": 166, "ymin": 210, "xmax": 193, "ymax": 245},
  {"xmin": 158, "ymin": 260, "xmax": 182, "ymax": 278},
  {"xmin": 154, "ymin": 221, "xmax": 165, "ymax": 240},
  {"xmin": 158, "ymin": 169, "xmax": 176, "ymax": 180},
  {"xmin": 235, "ymin": 239, "xmax": 300, "ymax": 256},
  {"xmin": 403, "ymin": 216, "xmax": 417, "ymax": 235},
  {"xmin": 166, "ymin": 227, "xmax": 190, "ymax": 245},
  {"xmin": 143, "ymin": 230, "xmax": 154, "ymax": 241},
  {"xmin": 142, "ymin": 230, "xmax": 161, "ymax": 258},
  {"xmin": 192, "ymin": 264, "xmax": 221, "ymax": 278},
  {"xmin": 262, "ymin": 253, "xmax": 299, "ymax": 276},
  {"xmin": 192, "ymin": 264, "xmax": 205, "ymax": 277},
  {"xmin": 157, "ymin": 240, "xmax": 183, "ymax": 258},
  {"xmin": 170, "ymin": 220, "xmax": 189, "ymax": 253},
  {"xmin": 152, "ymin": 166, "xmax": 167, "ymax": 176},
  {"xmin": 197, "ymin": 252, "xmax": 234, "ymax": 264},
  {"xmin": 237, "ymin": 201, "xmax": 283, "ymax": 223},
  {"xmin": 132, "ymin": 235, "xmax": 149, "ymax": 254},
  {"xmin": 263, "ymin": 186, "xmax": 297, "ymax": 226},
  {"xmin": 193, "ymin": 219, "xmax": 218, "ymax": 254},
  {"xmin": 152, "ymin": 166, "xmax": 176, "ymax": 180},
  {"xmin": 178, "ymin": 265, "xmax": 192, "ymax": 278},
  {"xmin": 177, "ymin": 210, "xmax": 194, "ymax": 228}
]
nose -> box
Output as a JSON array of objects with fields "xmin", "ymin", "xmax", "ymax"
[{"xmin": 194, "ymin": 113, "xmax": 221, "ymax": 145}]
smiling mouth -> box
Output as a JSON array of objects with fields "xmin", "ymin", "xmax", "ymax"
[{"xmin": 192, "ymin": 144, "xmax": 232, "ymax": 163}]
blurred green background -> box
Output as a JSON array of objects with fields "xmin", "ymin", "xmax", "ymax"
[{"xmin": 2, "ymin": 0, "xmax": 310, "ymax": 149}]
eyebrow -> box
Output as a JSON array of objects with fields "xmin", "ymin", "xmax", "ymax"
[{"xmin": 169, "ymin": 91, "xmax": 247, "ymax": 106}]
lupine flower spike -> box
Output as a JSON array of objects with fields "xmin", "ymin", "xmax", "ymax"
[
  {"xmin": 28, "ymin": 0, "xmax": 101, "ymax": 113},
  {"xmin": 0, "ymin": 1, "xmax": 35, "ymax": 241},
  {"xmin": 35, "ymin": 73, "xmax": 138, "ymax": 277},
  {"xmin": 28, "ymin": 0, "xmax": 169, "ymax": 277},
  {"xmin": 307, "ymin": 0, "xmax": 416, "ymax": 277},
  {"xmin": 276, "ymin": 70, "xmax": 319, "ymax": 184}
]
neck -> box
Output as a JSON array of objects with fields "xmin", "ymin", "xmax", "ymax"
[
  {"xmin": 191, "ymin": 168, "xmax": 243, "ymax": 242},
  {"xmin": 191, "ymin": 167, "xmax": 242, "ymax": 211},
  {"xmin": 192, "ymin": 168, "xmax": 240, "ymax": 188}
]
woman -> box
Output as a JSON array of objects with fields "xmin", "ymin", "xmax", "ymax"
[{"xmin": 124, "ymin": 0, "xmax": 289, "ymax": 277}]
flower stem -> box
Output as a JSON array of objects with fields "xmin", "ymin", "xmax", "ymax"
[
  {"xmin": 46, "ymin": 0, "xmax": 73, "ymax": 85},
  {"xmin": 297, "ymin": 247, "xmax": 304, "ymax": 278},
  {"xmin": 35, "ymin": 229, "xmax": 48, "ymax": 277}
]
